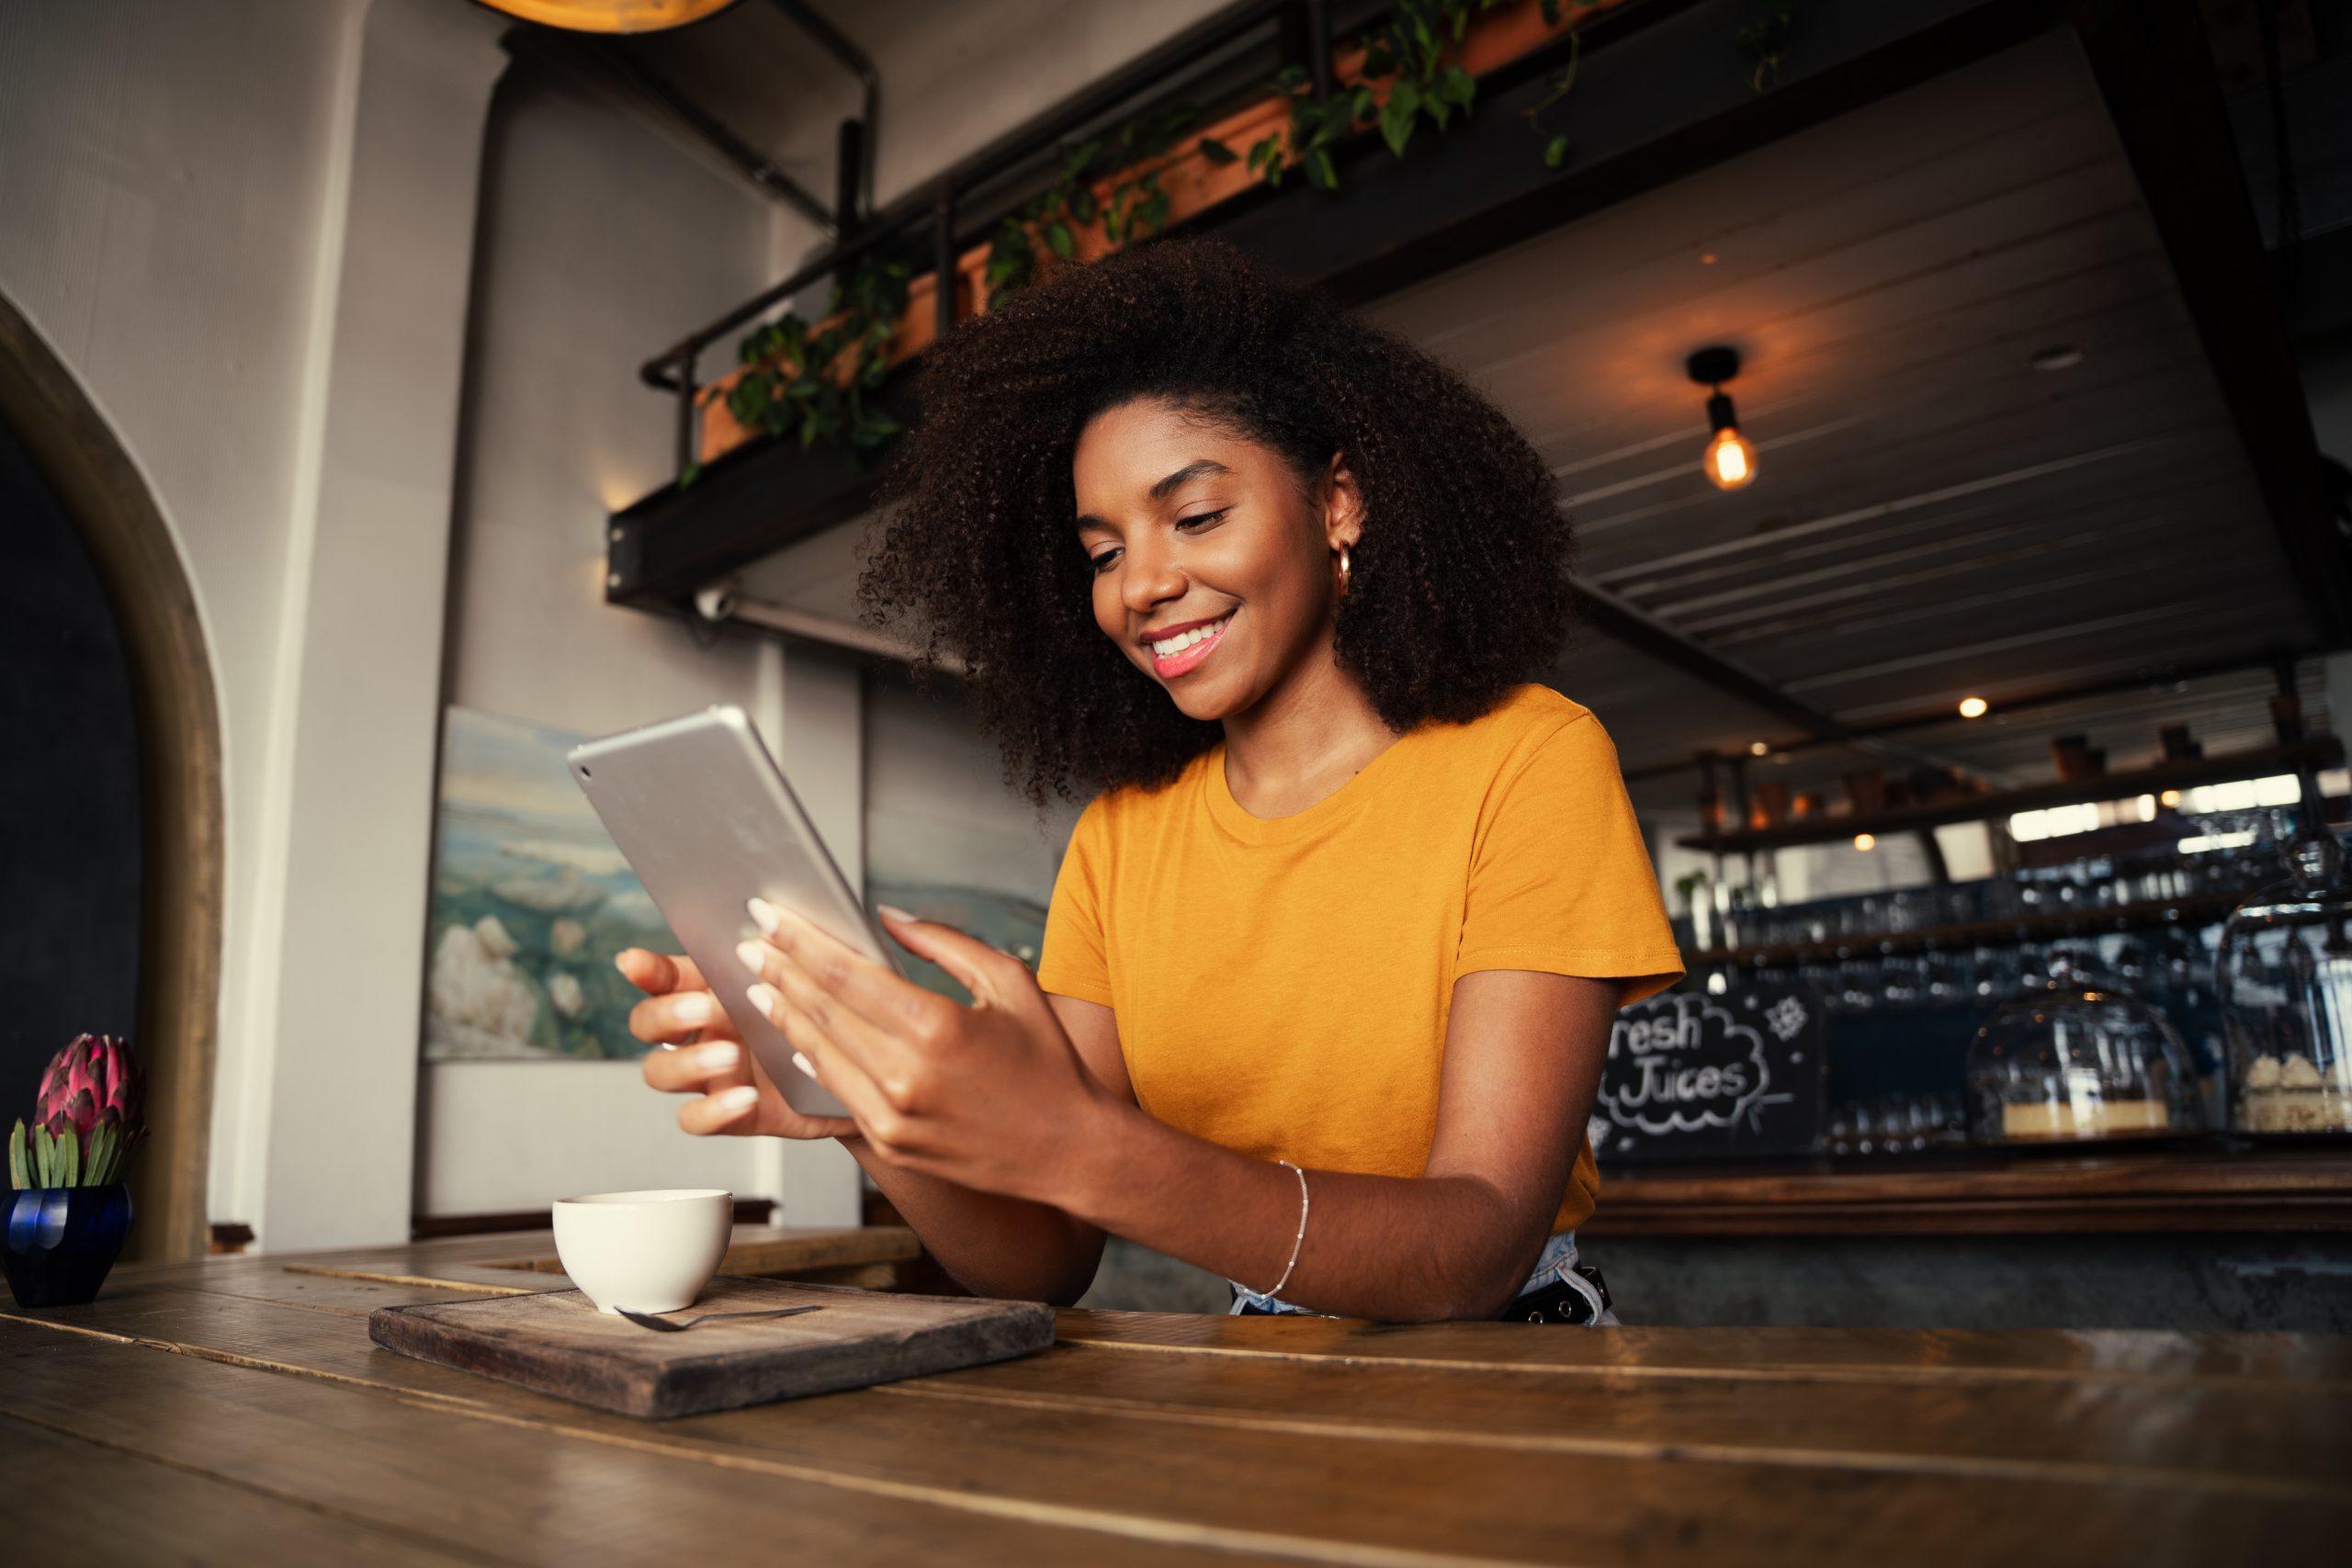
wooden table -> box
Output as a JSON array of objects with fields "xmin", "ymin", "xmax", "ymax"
[{"xmin": 5, "ymin": 1228, "xmax": 2348, "ymax": 1564}]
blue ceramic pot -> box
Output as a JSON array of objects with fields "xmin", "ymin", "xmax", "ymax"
[{"xmin": 4, "ymin": 1185, "xmax": 133, "ymax": 1308}]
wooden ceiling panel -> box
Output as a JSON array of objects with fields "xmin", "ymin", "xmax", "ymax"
[{"xmin": 1364, "ymin": 30, "xmax": 2310, "ymax": 798}]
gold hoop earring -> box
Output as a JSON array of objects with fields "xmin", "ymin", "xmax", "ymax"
[{"xmin": 1339, "ymin": 545, "xmax": 1351, "ymax": 584}]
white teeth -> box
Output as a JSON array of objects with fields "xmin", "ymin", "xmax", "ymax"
[{"xmin": 1150, "ymin": 615, "xmax": 1229, "ymax": 658}]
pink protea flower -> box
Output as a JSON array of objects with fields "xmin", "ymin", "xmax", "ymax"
[{"xmin": 35, "ymin": 1033, "xmax": 141, "ymax": 1139}]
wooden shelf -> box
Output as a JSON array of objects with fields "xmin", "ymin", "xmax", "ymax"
[
  {"xmin": 1583, "ymin": 1145, "xmax": 2352, "ymax": 1236},
  {"xmin": 1688, "ymin": 890, "xmax": 2248, "ymax": 967},
  {"xmin": 1677, "ymin": 739, "xmax": 2343, "ymax": 855}
]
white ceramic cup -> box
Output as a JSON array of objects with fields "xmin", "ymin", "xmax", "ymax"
[{"xmin": 550, "ymin": 1189, "xmax": 732, "ymax": 1314}]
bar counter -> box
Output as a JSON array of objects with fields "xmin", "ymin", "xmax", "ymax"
[
  {"xmin": 4, "ymin": 1225, "xmax": 2348, "ymax": 1564},
  {"xmin": 1579, "ymin": 1145, "xmax": 2352, "ymax": 1335},
  {"xmin": 1584, "ymin": 1145, "xmax": 2352, "ymax": 1235}
]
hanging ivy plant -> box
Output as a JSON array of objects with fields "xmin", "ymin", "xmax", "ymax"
[
  {"xmin": 1524, "ymin": 0, "xmax": 1609, "ymax": 168},
  {"xmin": 1738, "ymin": 0, "xmax": 1796, "ymax": 93},
  {"xmin": 691, "ymin": 0, "xmax": 1781, "ymax": 479},
  {"xmin": 696, "ymin": 254, "xmax": 912, "ymax": 486},
  {"xmin": 984, "ymin": 103, "xmax": 1203, "ymax": 302}
]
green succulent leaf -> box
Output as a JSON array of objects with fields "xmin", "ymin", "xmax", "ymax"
[
  {"xmin": 58, "ymin": 1127, "xmax": 79, "ymax": 1187},
  {"xmin": 84, "ymin": 1122, "xmax": 113, "ymax": 1186},
  {"xmin": 33, "ymin": 1122, "xmax": 54, "ymax": 1187},
  {"xmin": 7, "ymin": 1120, "xmax": 25, "ymax": 1190}
]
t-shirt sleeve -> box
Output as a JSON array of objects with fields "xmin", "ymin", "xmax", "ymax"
[
  {"xmin": 1037, "ymin": 795, "xmax": 1115, "ymax": 1007},
  {"xmin": 1455, "ymin": 713, "xmax": 1685, "ymax": 1007}
]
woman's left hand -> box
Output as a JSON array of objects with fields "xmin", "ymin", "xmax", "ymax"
[{"xmin": 736, "ymin": 900, "xmax": 1113, "ymax": 1203}]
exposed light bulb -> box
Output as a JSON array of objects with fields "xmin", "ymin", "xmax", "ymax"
[
  {"xmin": 2160, "ymin": 789, "xmax": 2181, "ymax": 807},
  {"xmin": 1958, "ymin": 695, "xmax": 1989, "ymax": 718},
  {"xmin": 1748, "ymin": 740, "xmax": 1770, "ymax": 756},
  {"xmin": 1853, "ymin": 832, "xmax": 1876, "ymax": 852},
  {"xmin": 1704, "ymin": 426, "xmax": 1758, "ymax": 491}
]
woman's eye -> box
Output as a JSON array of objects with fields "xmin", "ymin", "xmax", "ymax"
[
  {"xmin": 1088, "ymin": 548, "xmax": 1122, "ymax": 574},
  {"xmin": 1176, "ymin": 508, "xmax": 1230, "ymax": 533}
]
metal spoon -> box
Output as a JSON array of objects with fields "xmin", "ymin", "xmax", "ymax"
[{"xmin": 614, "ymin": 1303, "xmax": 825, "ymax": 1333}]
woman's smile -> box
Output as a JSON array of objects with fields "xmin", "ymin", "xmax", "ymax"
[{"xmin": 1145, "ymin": 610, "xmax": 1235, "ymax": 679}]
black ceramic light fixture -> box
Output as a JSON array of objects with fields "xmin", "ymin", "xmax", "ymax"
[{"xmin": 1686, "ymin": 345, "xmax": 1758, "ymax": 491}]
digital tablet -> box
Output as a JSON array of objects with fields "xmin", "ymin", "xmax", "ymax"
[{"xmin": 569, "ymin": 705, "xmax": 896, "ymax": 1118}]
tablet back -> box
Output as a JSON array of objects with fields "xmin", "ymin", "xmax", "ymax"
[{"xmin": 569, "ymin": 705, "xmax": 888, "ymax": 1118}]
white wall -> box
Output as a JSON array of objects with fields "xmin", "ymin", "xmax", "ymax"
[
  {"xmin": 865, "ymin": 677, "xmax": 1083, "ymax": 906},
  {"xmin": 422, "ymin": 55, "xmax": 865, "ymax": 1228},
  {"xmin": 0, "ymin": 0, "xmax": 511, "ymax": 1247}
]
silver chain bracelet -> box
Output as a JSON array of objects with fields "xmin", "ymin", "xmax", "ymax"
[{"xmin": 1256, "ymin": 1158, "xmax": 1310, "ymax": 1301}]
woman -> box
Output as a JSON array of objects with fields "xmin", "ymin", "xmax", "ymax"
[{"xmin": 621, "ymin": 238, "xmax": 1681, "ymax": 1323}]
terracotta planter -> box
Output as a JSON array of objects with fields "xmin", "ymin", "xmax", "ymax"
[{"xmin": 684, "ymin": 0, "xmax": 1622, "ymax": 468}]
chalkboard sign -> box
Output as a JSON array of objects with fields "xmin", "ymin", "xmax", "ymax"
[{"xmin": 1589, "ymin": 985, "xmax": 1826, "ymax": 1163}]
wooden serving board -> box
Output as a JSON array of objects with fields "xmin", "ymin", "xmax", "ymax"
[{"xmin": 368, "ymin": 1277, "xmax": 1056, "ymax": 1419}]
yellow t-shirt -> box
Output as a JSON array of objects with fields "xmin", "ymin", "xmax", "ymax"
[{"xmin": 1036, "ymin": 683, "xmax": 1683, "ymax": 1235}]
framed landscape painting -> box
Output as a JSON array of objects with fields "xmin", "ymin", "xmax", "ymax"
[{"xmin": 422, "ymin": 706, "xmax": 676, "ymax": 1061}]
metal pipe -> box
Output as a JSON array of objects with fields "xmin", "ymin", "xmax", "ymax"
[
  {"xmin": 770, "ymin": 0, "xmax": 877, "ymax": 221},
  {"xmin": 835, "ymin": 118, "xmax": 866, "ymax": 235},
  {"xmin": 725, "ymin": 593, "xmax": 966, "ymax": 676},
  {"xmin": 933, "ymin": 183, "xmax": 958, "ymax": 342},
  {"xmin": 605, "ymin": 45, "xmax": 836, "ymax": 231},
  {"xmin": 1621, "ymin": 648, "xmax": 2311, "ymax": 781}
]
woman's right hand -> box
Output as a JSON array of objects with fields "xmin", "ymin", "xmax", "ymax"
[{"xmin": 617, "ymin": 948, "xmax": 857, "ymax": 1141}]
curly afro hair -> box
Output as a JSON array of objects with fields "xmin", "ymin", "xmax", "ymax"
[{"xmin": 858, "ymin": 236, "xmax": 1574, "ymax": 807}]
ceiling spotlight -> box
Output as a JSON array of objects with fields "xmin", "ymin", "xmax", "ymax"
[
  {"xmin": 1749, "ymin": 740, "xmax": 1770, "ymax": 756},
  {"xmin": 2161, "ymin": 789, "xmax": 2181, "ymax": 807},
  {"xmin": 2030, "ymin": 344, "xmax": 2085, "ymax": 373},
  {"xmin": 1687, "ymin": 346, "xmax": 1758, "ymax": 491},
  {"xmin": 1853, "ymin": 832, "xmax": 1876, "ymax": 852},
  {"xmin": 1958, "ymin": 695, "xmax": 1989, "ymax": 718}
]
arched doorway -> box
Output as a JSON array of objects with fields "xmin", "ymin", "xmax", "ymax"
[{"xmin": 0, "ymin": 293, "xmax": 221, "ymax": 1261}]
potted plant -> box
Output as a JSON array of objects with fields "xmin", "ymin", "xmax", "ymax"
[{"xmin": 6, "ymin": 1033, "xmax": 144, "ymax": 1308}]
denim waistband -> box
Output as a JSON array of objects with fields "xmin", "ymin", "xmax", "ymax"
[{"xmin": 1226, "ymin": 1230, "xmax": 1585, "ymax": 1317}]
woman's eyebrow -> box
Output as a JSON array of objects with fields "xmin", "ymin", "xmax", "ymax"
[
  {"xmin": 1076, "ymin": 458, "xmax": 1235, "ymax": 531},
  {"xmin": 1149, "ymin": 458, "xmax": 1232, "ymax": 500}
]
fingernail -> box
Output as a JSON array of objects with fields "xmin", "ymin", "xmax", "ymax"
[
  {"xmin": 746, "ymin": 982, "xmax": 780, "ymax": 1015},
  {"xmin": 678, "ymin": 992, "xmax": 723, "ymax": 1025},
  {"xmin": 712, "ymin": 1085, "xmax": 759, "ymax": 1115},
  {"xmin": 696, "ymin": 1041, "xmax": 740, "ymax": 1071},
  {"xmin": 612, "ymin": 953, "xmax": 631, "ymax": 975},
  {"xmin": 791, "ymin": 1051, "xmax": 817, "ymax": 1079},
  {"xmin": 876, "ymin": 904, "xmax": 915, "ymax": 922},
  {"xmin": 747, "ymin": 897, "xmax": 779, "ymax": 932},
  {"xmin": 736, "ymin": 938, "xmax": 766, "ymax": 972}
]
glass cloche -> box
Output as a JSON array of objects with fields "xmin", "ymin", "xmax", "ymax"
[
  {"xmin": 2218, "ymin": 831, "xmax": 2352, "ymax": 1137},
  {"xmin": 1965, "ymin": 951, "xmax": 2204, "ymax": 1145}
]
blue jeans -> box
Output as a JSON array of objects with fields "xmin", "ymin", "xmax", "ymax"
[{"xmin": 1226, "ymin": 1230, "xmax": 1619, "ymax": 1324}]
